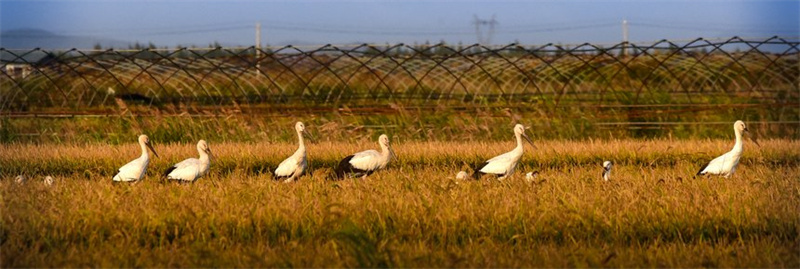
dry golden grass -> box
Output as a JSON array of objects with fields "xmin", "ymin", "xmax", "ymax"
[{"xmin": 1, "ymin": 139, "xmax": 798, "ymax": 267}]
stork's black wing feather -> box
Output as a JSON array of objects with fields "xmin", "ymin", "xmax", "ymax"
[
  {"xmin": 162, "ymin": 166, "xmax": 177, "ymax": 179},
  {"xmin": 469, "ymin": 162, "xmax": 488, "ymax": 180},
  {"xmin": 696, "ymin": 161, "xmax": 710, "ymax": 176},
  {"xmin": 334, "ymin": 155, "xmax": 371, "ymax": 180},
  {"xmin": 273, "ymin": 172, "xmax": 294, "ymax": 181},
  {"xmin": 334, "ymin": 155, "xmax": 355, "ymax": 180}
]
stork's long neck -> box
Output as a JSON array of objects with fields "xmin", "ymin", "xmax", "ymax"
[
  {"xmin": 514, "ymin": 133, "xmax": 524, "ymax": 152},
  {"xmin": 139, "ymin": 141, "xmax": 149, "ymax": 160},
  {"xmin": 381, "ymin": 144, "xmax": 392, "ymax": 160},
  {"xmin": 296, "ymin": 130, "xmax": 306, "ymax": 153},
  {"xmin": 732, "ymin": 128, "xmax": 744, "ymax": 155},
  {"xmin": 198, "ymin": 149, "xmax": 210, "ymax": 164}
]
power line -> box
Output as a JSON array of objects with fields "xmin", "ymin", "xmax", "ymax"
[
  {"xmin": 626, "ymin": 19, "xmax": 799, "ymax": 34},
  {"xmin": 45, "ymin": 18, "xmax": 633, "ymax": 39},
  {"xmin": 54, "ymin": 21, "xmax": 253, "ymax": 36},
  {"xmin": 502, "ymin": 23, "xmax": 618, "ymax": 34},
  {"xmin": 632, "ymin": 23, "xmax": 799, "ymax": 35},
  {"xmin": 37, "ymin": 18, "xmax": 797, "ymax": 45},
  {"xmin": 139, "ymin": 25, "xmax": 253, "ymax": 36},
  {"xmin": 261, "ymin": 22, "xmax": 621, "ymax": 36}
]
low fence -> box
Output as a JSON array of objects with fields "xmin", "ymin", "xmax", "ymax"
[{"xmin": 1, "ymin": 36, "xmax": 798, "ymax": 140}]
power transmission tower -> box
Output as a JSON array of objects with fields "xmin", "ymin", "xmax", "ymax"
[{"xmin": 473, "ymin": 14, "xmax": 498, "ymax": 45}]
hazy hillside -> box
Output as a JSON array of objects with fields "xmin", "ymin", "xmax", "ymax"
[{"xmin": 0, "ymin": 28, "xmax": 131, "ymax": 50}]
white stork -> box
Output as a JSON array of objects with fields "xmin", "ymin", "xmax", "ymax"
[
  {"xmin": 462, "ymin": 124, "xmax": 533, "ymax": 180},
  {"xmin": 696, "ymin": 120, "xmax": 758, "ymax": 178},
  {"xmin": 163, "ymin": 140, "xmax": 212, "ymax": 183},
  {"xmin": 525, "ymin": 171, "xmax": 539, "ymax": 183},
  {"xmin": 112, "ymin": 134, "xmax": 159, "ymax": 182},
  {"xmin": 602, "ymin": 161, "xmax": 612, "ymax": 181},
  {"xmin": 334, "ymin": 134, "xmax": 396, "ymax": 180},
  {"xmin": 274, "ymin": 121, "xmax": 313, "ymax": 183}
]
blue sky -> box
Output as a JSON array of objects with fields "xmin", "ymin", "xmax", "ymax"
[{"xmin": 1, "ymin": 0, "xmax": 798, "ymax": 48}]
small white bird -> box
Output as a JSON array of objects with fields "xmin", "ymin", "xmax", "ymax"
[
  {"xmin": 696, "ymin": 120, "xmax": 758, "ymax": 178},
  {"xmin": 334, "ymin": 134, "xmax": 396, "ymax": 180},
  {"xmin": 44, "ymin": 176, "xmax": 54, "ymax": 186},
  {"xmin": 164, "ymin": 140, "xmax": 212, "ymax": 183},
  {"xmin": 112, "ymin": 134, "xmax": 159, "ymax": 182},
  {"xmin": 602, "ymin": 161, "xmax": 613, "ymax": 181},
  {"xmin": 525, "ymin": 171, "xmax": 539, "ymax": 183},
  {"xmin": 468, "ymin": 124, "xmax": 534, "ymax": 180},
  {"xmin": 15, "ymin": 175, "xmax": 26, "ymax": 184},
  {"xmin": 274, "ymin": 122, "xmax": 313, "ymax": 183}
]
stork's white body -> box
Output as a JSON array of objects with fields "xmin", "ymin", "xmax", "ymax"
[
  {"xmin": 479, "ymin": 145, "xmax": 524, "ymax": 179},
  {"xmin": 113, "ymin": 135, "xmax": 157, "ymax": 182},
  {"xmin": 165, "ymin": 158, "xmax": 210, "ymax": 182},
  {"xmin": 525, "ymin": 171, "xmax": 538, "ymax": 183},
  {"xmin": 697, "ymin": 120, "xmax": 752, "ymax": 178},
  {"xmin": 274, "ymin": 150, "xmax": 307, "ymax": 182},
  {"xmin": 602, "ymin": 161, "xmax": 612, "ymax": 181},
  {"xmin": 274, "ymin": 122, "xmax": 310, "ymax": 183},
  {"xmin": 165, "ymin": 140, "xmax": 211, "ymax": 182},
  {"xmin": 472, "ymin": 124, "xmax": 533, "ymax": 180},
  {"xmin": 113, "ymin": 153, "xmax": 150, "ymax": 182},
  {"xmin": 335, "ymin": 134, "xmax": 395, "ymax": 179},
  {"xmin": 698, "ymin": 145, "xmax": 742, "ymax": 178},
  {"xmin": 349, "ymin": 149, "xmax": 389, "ymax": 171}
]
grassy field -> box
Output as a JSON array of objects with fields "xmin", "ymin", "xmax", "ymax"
[{"xmin": 1, "ymin": 139, "xmax": 799, "ymax": 267}]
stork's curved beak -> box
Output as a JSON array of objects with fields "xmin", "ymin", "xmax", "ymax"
[
  {"xmin": 303, "ymin": 130, "xmax": 316, "ymax": 144},
  {"xmin": 522, "ymin": 132, "xmax": 536, "ymax": 149},
  {"xmin": 146, "ymin": 142, "xmax": 159, "ymax": 158},
  {"xmin": 744, "ymin": 128, "xmax": 761, "ymax": 147}
]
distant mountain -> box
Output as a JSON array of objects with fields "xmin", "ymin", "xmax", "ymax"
[
  {"xmin": 0, "ymin": 28, "xmax": 132, "ymax": 50},
  {"xmin": 0, "ymin": 28, "xmax": 348, "ymax": 50}
]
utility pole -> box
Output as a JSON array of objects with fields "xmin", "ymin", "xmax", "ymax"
[
  {"xmin": 622, "ymin": 19, "xmax": 629, "ymax": 57},
  {"xmin": 255, "ymin": 22, "xmax": 262, "ymax": 76}
]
